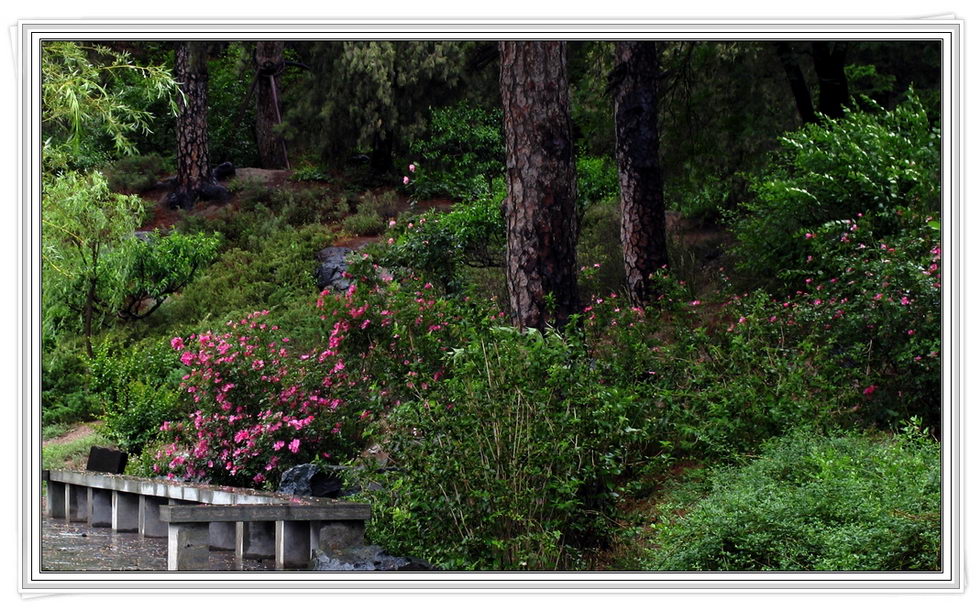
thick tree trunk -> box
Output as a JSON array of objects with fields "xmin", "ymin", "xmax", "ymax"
[
  {"xmin": 612, "ymin": 41, "xmax": 668, "ymax": 306},
  {"xmin": 255, "ymin": 41, "xmax": 289, "ymax": 169},
  {"xmin": 175, "ymin": 42, "xmax": 213, "ymax": 208},
  {"xmin": 774, "ymin": 42, "xmax": 817, "ymax": 125},
  {"xmin": 499, "ymin": 41, "xmax": 579, "ymax": 330},
  {"xmin": 812, "ymin": 42, "xmax": 849, "ymax": 119}
]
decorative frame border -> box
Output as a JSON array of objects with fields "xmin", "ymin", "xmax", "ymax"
[{"xmin": 16, "ymin": 18, "xmax": 964, "ymax": 593}]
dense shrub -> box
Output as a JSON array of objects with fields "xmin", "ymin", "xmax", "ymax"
[
  {"xmin": 356, "ymin": 326, "xmax": 642, "ymax": 570},
  {"xmin": 102, "ymin": 153, "xmax": 170, "ymax": 193},
  {"xmin": 41, "ymin": 341, "xmax": 98, "ymax": 426},
  {"xmin": 729, "ymin": 92, "xmax": 939, "ymax": 286},
  {"xmin": 159, "ymin": 224, "xmax": 332, "ymax": 328},
  {"xmin": 643, "ymin": 426, "xmax": 941, "ymax": 571},
  {"xmin": 407, "ymin": 103, "xmax": 505, "ymax": 200},
  {"xmin": 91, "ymin": 337, "xmax": 185, "ymax": 454},
  {"xmin": 576, "ymin": 155, "xmax": 619, "ymax": 216},
  {"xmin": 153, "ymin": 274, "xmax": 470, "ymax": 487},
  {"xmin": 370, "ymin": 190, "xmax": 505, "ymax": 292}
]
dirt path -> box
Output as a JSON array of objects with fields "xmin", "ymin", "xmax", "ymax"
[{"xmin": 43, "ymin": 422, "xmax": 99, "ymax": 449}]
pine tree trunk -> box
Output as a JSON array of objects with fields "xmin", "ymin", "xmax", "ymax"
[
  {"xmin": 255, "ymin": 41, "xmax": 289, "ymax": 169},
  {"xmin": 175, "ymin": 41, "xmax": 213, "ymax": 207},
  {"xmin": 812, "ymin": 42, "xmax": 849, "ymax": 119},
  {"xmin": 499, "ymin": 41, "xmax": 579, "ymax": 330},
  {"xmin": 774, "ymin": 42, "xmax": 817, "ymax": 125},
  {"xmin": 612, "ymin": 41, "xmax": 668, "ymax": 306}
]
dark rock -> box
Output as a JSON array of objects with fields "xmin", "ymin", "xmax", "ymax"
[
  {"xmin": 277, "ymin": 463, "xmax": 342, "ymax": 498},
  {"xmin": 347, "ymin": 154, "xmax": 371, "ymax": 166},
  {"xmin": 198, "ymin": 183, "xmax": 231, "ymax": 203},
  {"xmin": 211, "ymin": 161, "xmax": 236, "ymax": 182},
  {"xmin": 315, "ymin": 247, "xmax": 353, "ymax": 292},
  {"xmin": 166, "ymin": 191, "xmax": 191, "ymax": 210},
  {"xmin": 86, "ymin": 446, "xmax": 128, "ymax": 474},
  {"xmin": 311, "ymin": 545, "xmax": 437, "ymax": 571},
  {"xmin": 134, "ymin": 231, "xmax": 153, "ymax": 243}
]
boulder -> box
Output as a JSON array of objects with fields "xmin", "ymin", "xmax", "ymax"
[
  {"xmin": 315, "ymin": 246, "xmax": 353, "ymax": 292},
  {"xmin": 198, "ymin": 182, "xmax": 231, "ymax": 203},
  {"xmin": 211, "ymin": 161, "xmax": 236, "ymax": 182},
  {"xmin": 277, "ymin": 463, "xmax": 342, "ymax": 498},
  {"xmin": 310, "ymin": 545, "xmax": 437, "ymax": 571}
]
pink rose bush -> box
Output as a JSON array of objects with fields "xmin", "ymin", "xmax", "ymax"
[{"xmin": 154, "ymin": 273, "xmax": 469, "ymax": 487}]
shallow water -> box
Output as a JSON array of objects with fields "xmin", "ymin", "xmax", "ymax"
[{"xmin": 41, "ymin": 500, "xmax": 275, "ymax": 572}]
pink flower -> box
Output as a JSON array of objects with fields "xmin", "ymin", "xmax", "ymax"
[
  {"xmin": 288, "ymin": 439, "xmax": 300, "ymax": 454},
  {"xmin": 171, "ymin": 337, "xmax": 185, "ymax": 350},
  {"xmin": 863, "ymin": 385, "xmax": 878, "ymax": 396},
  {"xmin": 408, "ymin": 163, "xmax": 416, "ymax": 173},
  {"xmin": 804, "ymin": 233, "xmax": 814, "ymax": 239},
  {"xmin": 272, "ymin": 440, "xmax": 285, "ymax": 451},
  {"xmin": 403, "ymin": 176, "xmax": 410, "ymax": 185}
]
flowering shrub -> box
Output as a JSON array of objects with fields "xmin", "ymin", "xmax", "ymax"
[
  {"xmin": 730, "ymin": 91, "xmax": 939, "ymax": 286},
  {"xmin": 152, "ymin": 272, "xmax": 475, "ymax": 487}
]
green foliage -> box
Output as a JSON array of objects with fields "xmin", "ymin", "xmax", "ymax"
[
  {"xmin": 568, "ymin": 42, "xmax": 616, "ymax": 157},
  {"xmin": 102, "ymin": 153, "xmax": 171, "ymax": 193},
  {"xmin": 342, "ymin": 212, "xmax": 386, "ymax": 236},
  {"xmin": 41, "ymin": 171, "xmax": 145, "ymax": 344},
  {"xmin": 114, "ymin": 230, "xmax": 221, "ymax": 321},
  {"xmin": 285, "ymin": 42, "xmax": 470, "ymax": 165},
  {"xmin": 291, "ymin": 162, "xmax": 331, "ymax": 182},
  {"xmin": 158, "ymin": 224, "xmax": 332, "ymax": 329},
  {"xmin": 576, "ymin": 155, "xmax": 619, "ymax": 214},
  {"xmin": 729, "ymin": 92, "xmax": 940, "ymax": 285},
  {"xmin": 41, "ymin": 341, "xmax": 98, "ymax": 425},
  {"xmin": 90, "ymin": 337, "xmax": 184, "ymax": 454},
  {"xmin": 207, "ymin": 42, "xmax": 259, "ymax": 167},
  {"xmin": 40, "ymin": 41, "xmax": 180, "ymax": 173},
  {"xmin": 370, "ymin": 189, "xmax": 505, "ymax": 292},
  {"xmin": 357, "ymin": 326, "xmax": 639, "ymax": 570},
  {"xmin": 643, "ymin": 427, "xmax": 940, "ymax": 571},
  {"xmin": 576, "ymin": 200, "xmax": 625, "ymax": 299},
  {"xmin": 407, "ymin": 103, "xmax": 505, "ymax": 200}
]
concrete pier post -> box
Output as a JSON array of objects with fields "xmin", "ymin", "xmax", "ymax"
[
  {"xmin": 235, "ymin": 521, "xmax": 275, "ymax": 569},
  {"xmin": 65, "ymin": 484, "xmax": 89, "ymax": 522},
  {"xmin": 209, "ymin": 522, "xmax": 236, "ymax": 551},
  {"xmin": 139, "ymin": 495, "xmax": 168, "ymax": 538},
  {"xmin": 112, "ymin": 491, "xmax": 140, "ymax": 532},
  {"xmin": 276, "ymin": 520, "xmax": 313, "ymax": 569},
  {"xmin": 88, "ymin": 488, "xmax": 113, "ymax": 527},
  {"xmin": 46, "ymin": 481, "xmax": 67, "ymax": 519},
  {"xmin": 167, "ymin": 522, "xmax": 210, "ymax": 570}
]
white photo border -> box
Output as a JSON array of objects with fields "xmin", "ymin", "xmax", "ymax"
[{"xmin": 18, "ymin": 18, "xmax": 964, "ymax": 593}]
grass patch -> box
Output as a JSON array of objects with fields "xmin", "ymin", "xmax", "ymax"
[{"xmin": 42, "ymin": 429, "xmax": 113, "ymax": 471}]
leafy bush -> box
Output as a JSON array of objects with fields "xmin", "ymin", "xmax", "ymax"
[
  {"xmin": 729, "ymin": 92, "xmax": 940, "ymax": 286},
  {"xmin": 576, "ymin": 155, "xmax": 619, "ymax": 215},
  {"xmin": 158, "ymin": 224, "xmax": 332, "ymax": 329},
  {"xmin": 407, "ymin": 103, "xmax": 505, "ymax": 200},
  {"xmin": 356, "ymin": 326, "xmax": 640, "ymax": 570},
  {"xmin": 342, "ymin": 212, "xmax": 386, "ymax": 236},
  {"xmin": 643, "ymin": 426, "xmax": 940, "ymax": 571},
  {"xmin": 90, "ymin": 336, "xmax": 186, "ymax": 454},
  {"xmin": 41, "ymin": 341, "xmax": 98, "ymax": 426},
  {"xmin": 765, "ymin": 210, "xmax": 942, "ymax": 428},
  {"xmin": 102, "ymin": 153, "xmax": 170, "ymax": 193},
  {"xmin": 370, "ymin": 190, "xmax": 505, "ymax": 292},
  {"xmin": 154, "ymin": 273, "xmax": 466, "ymax": 487},
  {"xmin": 291, "ymin": 162, "xmax": 331, "ymax": 182}
]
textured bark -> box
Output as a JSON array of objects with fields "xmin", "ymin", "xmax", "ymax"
[
  {"xmin": 774, "ymin": 42, "xmax": 817, "ymax": 125},
  {"xmin": 812, "ymin": 42, "xmax": 850, "ymax": 119},
  {"xmin": 175, "ymin": 42, "xmax": 213, "ymax": 206},
  {"xmin": 612, "ymin": 41, "xmax": 668, "ymax": 306},
  {"xmin": 499, "ymin": 41, "xmax": 579, "ymax": 330},
  {"xmin": 255, "ymin": 41, "xmax": 289, "ymax": 169}
]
